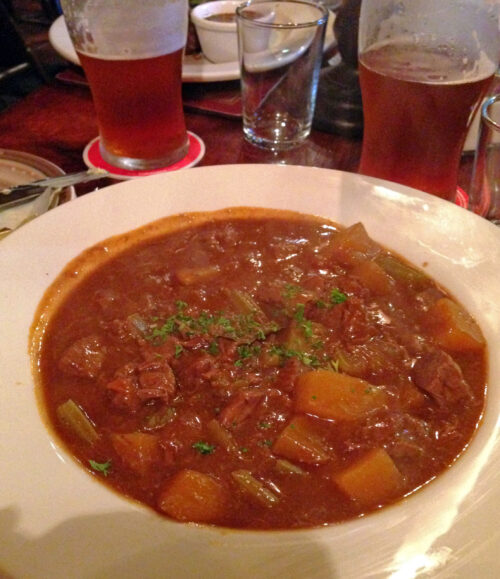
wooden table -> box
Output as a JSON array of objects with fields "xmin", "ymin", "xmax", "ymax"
[{"xmin": 0, "ymin": 72, "xmax": 474, "ymax": 198}]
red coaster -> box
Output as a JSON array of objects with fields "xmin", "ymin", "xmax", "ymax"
[
  {"xmin": 83, "ymin": 131, "xmax": 205, "ymax": 180},
  {"xmin": 456, "ymin": 186, "xmax": 469, "ymax": 208}
]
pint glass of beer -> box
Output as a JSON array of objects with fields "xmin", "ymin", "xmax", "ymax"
[
  {"xmin": 60, "ymin": 0, "xmax": 189, "ymax": 170},
  {"xmin": 358, "ymin": 0, "xmax": 499, "ymax": 202}
]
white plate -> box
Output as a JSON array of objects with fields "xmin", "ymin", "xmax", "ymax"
[
  {"xmin": 1, "ymin": 165, "xmax": 499, "ymax": 579},
  {"xmin": 48, "ymin": 14, "xmax": 336, "ymax": 83}
]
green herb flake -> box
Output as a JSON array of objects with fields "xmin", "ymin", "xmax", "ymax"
[
  {"xmin": 330, "ymin": 288, "xmax": 348, "ymax": 304},
  {"xmin": 89, "ymin": 459, "xmax": 112, "ymax": 477},
  {"xmin": 258, "ymin": 421, "xmax": 271, "ymax": 430},
  {"xmin": 294, "ymin": 304, "xmax": 306, "ymax": 323},
  {"xmin": 282, "ymin": 283, "xmax": 302, "ymax": 299},
  {"xmin": 207, "ymin": 341, "xmax": 219, "ymax": 356},
  {"xmin": 302, "ymin": 319, "xmax": 313, "ymax": 338},
  {"xmin": 192, "ymin": 441, "xmax": 216, "ymax": 455},
  {"xmin": 235, "ymin": 343, "xmax": 261, "ymax": 366},
  {"xmin": 174, "ymin": 344, "xmax": 184, "ymax": 358}
]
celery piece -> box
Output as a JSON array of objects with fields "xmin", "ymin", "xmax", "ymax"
[
  {"xmin": 206, "ymin": 419, "xmax": 238, "ymax": 453},
  {"xmin": 275, "ymin": 459, "xmax": 307, "ymax": 475},
  {"xmin": 226, "ymin": 290, "xmax": 264, "ymax": 316},
  {"xmin": 56, "ymin": 399, "xmax": 99, "ymax": 444},
  {"xmin": 375, "ymin": 254, "xmax": 430, "ymax": 289},
  {"xmin": 231, "ymin": 469, "xmax": 279, "ymax": 507}
]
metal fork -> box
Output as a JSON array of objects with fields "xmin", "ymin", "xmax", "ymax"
[{"xmin": 0, "ymin": 169, "xmax": 110, "ymax": 209}]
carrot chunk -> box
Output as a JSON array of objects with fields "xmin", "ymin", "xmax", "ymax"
[
  {"xmin": 334, "ymin": 448, "xmax": 403, "ymax": 505},
  {"xmin": 295, "ymin": 369, "xmax": 387, "ymax": 420},
  {"xmin": 272, "ymin": 415, "xmax": 330, "ymax": 464},
  {"xmin": 111, "ymin": 432, "xmax": 161, "ymax": 476},
  {"xmin": 426, "ymin": 298, "xmax": 485, "ymax": 352},
  {"xmin": 158, "ymin": 469, "xmax": 227, "ymax": 523}
]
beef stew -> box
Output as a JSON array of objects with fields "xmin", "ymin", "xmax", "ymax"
[{"xmin": 31, "ymin": 208, "xmax": 487, "ymax": 530}]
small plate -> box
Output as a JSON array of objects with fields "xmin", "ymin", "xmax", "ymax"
[
  {"xmin": 48, "ymin": 14, "xmax": 336, "ymax": 83},
  {"xmin": 0, "ymin": 149, "xmax": 75, "ymax": 238}
]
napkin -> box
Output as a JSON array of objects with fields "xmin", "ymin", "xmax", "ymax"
[{"xmin": 0, "ymin": 186, "xmax": 61, "ymax": 237}]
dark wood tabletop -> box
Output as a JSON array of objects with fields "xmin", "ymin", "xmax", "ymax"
[{"xmin": 0, "ymin": 67, "xmax": 475, "ymax": 199}]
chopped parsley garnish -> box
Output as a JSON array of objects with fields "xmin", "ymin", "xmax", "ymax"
[
  {"xmin": 235, "ymin": 344, "xmax": 261, "ymax": 366},
  {"xmin": 294, "ymin": 304, "xmax": 306, "ymax": 322},
  {"xmin": 174, "ymin": 344, "xmax": 184, "ymax": 358},
  {"xmin": 330, "ymin": 288, "xmax": 348, "ymax": 304},
  {"xmin": 192, "ymin": 441, "xmax": 216, "ymax": 455},
  {"xmin": 293, "ymin": 304, "xmax": 314, "ymax": 339},
  {"xmin": 147, "ymin": 301, "xmax": 278, "ymax": 346},
  {"xmin": 269, "ymin": 345, "xmax": 322, "ymax": 368},
  {"xmin": 282, "ymin": 283, "xmax": 303, "ymax": 299},
  {"xmin": 258, "ymin": 421, "xmax": 271, "ymax": 429},
  {"xmin": 207, "ymin": 341, "xmax": 219, "ymax": 356},
  {"xmin": 89, "ymin": 459, "xmax": 111, "ymax": 477}
]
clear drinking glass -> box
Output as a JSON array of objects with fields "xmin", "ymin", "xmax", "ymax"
[
  {"xmin": 469, "ymin": 93, "xmax": 500, "ymax": 225},
  {"xmin": 60, "ymin": 0, "xmax": 189, "ymax": 170},
  {"xmin": 358, "ymin": 0, "xmax": 499, "ymax": 202},
  {"xmin": 237, "ymin": 0, "xmax": 328, "ymax": 150}
]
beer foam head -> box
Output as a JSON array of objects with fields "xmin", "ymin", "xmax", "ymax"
[{"xmin": 67, "ymin": 0, "xmax": 188, "ymax": 59}]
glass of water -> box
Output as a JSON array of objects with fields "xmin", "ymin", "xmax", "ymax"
[{"xmin": 236, "ymin": 0, "xmax": 328, "ymax": 150}]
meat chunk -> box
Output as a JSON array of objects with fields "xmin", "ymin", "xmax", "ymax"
[
  {"xmin": 218, "ymin": 389, "xmax": 266, "ymax": 428},
  {"xmin": 106, "ymin": 358, "xmax": 177, "ymax": 411},
  {"xmin": 137, "ymin": 358, "xmax": 176, "ymax": 401},
  {"xmin": 58, "ymin": 335, "xmax": 106, "ymax": 379},
  {"xmin": 412, "ymin": 350, "xmax": 472, "ymax": 407},
  {"xmin": 341, "ymin": 297, "xmax": 377, "ymax": 344}
]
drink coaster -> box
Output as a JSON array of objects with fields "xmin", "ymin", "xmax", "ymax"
[
  {"xmin": 456, "ymin": 186, "xmax": 468, "ymax": 208},
  {"xmin": 83, "ymin": 131, "xmax": 205, "ymax": 180}
]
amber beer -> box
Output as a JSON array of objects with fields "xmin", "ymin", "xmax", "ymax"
[
  {"xmin": 78, "ymin": 49, "xmax": 188, "ymax": 168},
  {"xmin": 62, "ymin": 0, "xmax": 189, "ymax": 170},
  {"xmin": 358, "ymin": 42, "xmax": 495, "ymax": 201}
]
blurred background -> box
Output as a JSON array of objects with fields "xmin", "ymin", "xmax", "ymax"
[{"xmin": 0, "ymin": 0, "xmax": 66, "ymax": 112}]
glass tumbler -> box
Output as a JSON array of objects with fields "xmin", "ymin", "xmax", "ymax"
[{"xmin": 237, "ymin": 0, "xmax": 328, "ymax": 150}]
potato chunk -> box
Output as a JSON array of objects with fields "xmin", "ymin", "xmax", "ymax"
[
  {"xmin": 158, "ymin": 469, "xmax": 227, "ymax": 523},
  {"xmin": 426, "ymin": 298, "xmax": 485, "ymax": 352},
  {"xmin": 111, "ymin": 432, "xmax": 161, "ymax": 476},
  {"xmin": 334, "ymin": 448, "xmax": 403, "ymax": 505},
  {"xmin": 272, "ymin": 416, "xmax": 330, "ymax": 464},
  {"xmin": 295, "ymin": 369, "xmax": 388, "ymax": 420}
]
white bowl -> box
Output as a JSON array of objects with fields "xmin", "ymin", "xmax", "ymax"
[
  {"xmin": 191, "ymin": 0, "xmax": 240, "ymax": 63},
  {"xmin": 1, "ymin": 166, "xmax": 500, "ymax": 578}
]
